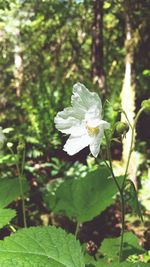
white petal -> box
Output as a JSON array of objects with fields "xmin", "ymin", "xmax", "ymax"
[
  {"xmin": 87, "ymin": 118, "xmax": 101, "ymax": 128},
  {"xmin": 89, "ymin": 120, "xmax": 110, "ymax": 157},
  {"xmin": 89, "ymin": 131, "xmax": 103, "ymax": 158},
  {"xmin": 85, "ymin": 106, "xmax": 102, "ymax": 122},
  {"xmin": 90, "ymin": 142, "xmax": 101, "ymax": 158},
  {"xmin": 54, "ymin": 107, "xmax": 82, "ymax": 134},
  {"xmin": 63, "ymin": 134, "xmax": 90, "ymax": 155},
  {"xmin": 99, "ymin": 120, "xmax": 110, "ymax": 129},
  {"xmin": 72, "ymin": 83, "xmax": 102, "ymax": 114}
]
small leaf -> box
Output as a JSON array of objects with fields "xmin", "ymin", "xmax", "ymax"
[
  {"xmin": 0, "ymin": 226, "xmax": 84, "ymax": 267},
  {"xmin": 0, "ymin": 208, "xmax": 16, "ymax": 229},
  {"xmin": 44, "ymin": 166, "xmax": 123, "ymax": 223},
  {"xmin": 111, "ymin": 138, "xmax": 121, "ymax": 144},
  {"xmin": 100, "ymin": 232, "xmax": 144, "ymax": 261},
  {"xmin": 0, "ymin": 178, "xmax": 29, "ymax": 208}
]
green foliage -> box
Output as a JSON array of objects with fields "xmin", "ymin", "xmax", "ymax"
[
  {"xmin": 0, "ymin": 1, "xmax": 149, "ymax": 265},
  {"xmin": 125, "ymin": 180, "xmax": 143, "ymax": 221},
  {"xmin": 44, "ymin": 166, "xmax": 122, "ymax": 223},
  {"xmin": 0, "ymin": 226, "xmax": 84, "ymax": 267},
  {"xmin": 142, "ymin": 99, "xmax": 150, "ymax": 115},
  {"xmin": 85, "ymin": 250, "xmax": 150, "ymax": 267},
  {"xmin": 92, "ymin": 261, "xmax": 149, "ymax": 267},
  {"xmin": 0, "ymin": 178, "xmax": 28, "ymax": 208},
  {"xmin": 0, "ymin": 0, "xmax": 149, "ymax": 155},
  {"xmin": 100, "ymin": 232, "xmax": 144, "ymax": 261},
  {"xmin": 0, "ymin": 208, "xmax": 16, "ymax": 229}
]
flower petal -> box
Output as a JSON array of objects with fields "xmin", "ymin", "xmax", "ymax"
[
  {"xmin": 89, "ymin": 121, "xmax": 110, "ymax": 157},
  {"xmin": 99, "ymin": 120, "xmax": 110, "ymax": 129},
  {"xmin": 54, "ymin": 107, "xmax": 82, "ymax": 134},
  {"xmin": 89, "ymin": 131, "xmax": 103, "ymax": 158},
  {"xmin": 63, "ymin": 134, "xmax": 90, "ymax": 155},
  {"xmin": 72, "ymin": 83, "xmax": 102, "ymax": 114}
]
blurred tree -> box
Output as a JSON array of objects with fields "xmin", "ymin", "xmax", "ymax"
[
  {"xmin": 121, "ymin": 0, "xmax": 136, "ymax": 184},
  {"xmin": 0, "ymin": 0, "xmax": 149, "ymax": 162},
  {"xmin": 120, "ymin": 0, "xmax": 150, "ymax": 184},
  {"xmin": 92, "ymin": 0, "xmax": 106, "ymax": 97}
]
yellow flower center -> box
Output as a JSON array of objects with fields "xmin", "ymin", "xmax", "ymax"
[{"xmin": 86, "ymin": 125, "xmax": 100, "ymax": 136}]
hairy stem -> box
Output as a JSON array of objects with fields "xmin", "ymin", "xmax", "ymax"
[
  {"xmin": 121, "ymin": 107, "xmax": 144, "ymax": 190},
  {"xmin": 119, "ymin": 107, "xmax": 144, "ymax": 261},
  {"xmin": 104, "ymin": 132, "xmax": 121, "ymax": 194},
  {"xmin": 75, "ymin": 222, "xmax": 80, "ymax": 238},
  {"xmin": 119, "ymin": 192, "xmax": 125, "ymax": 262},
  {"xmin": 105, "ymin": 132, "xmax": 126, "ymax": 262},
  {"xmin": 9, "ymin": 147, "xmax": 27, "ymax": 228},
  {"xmin": 122, "ymin": 110, "xmax": 133, "ymax": 129}
]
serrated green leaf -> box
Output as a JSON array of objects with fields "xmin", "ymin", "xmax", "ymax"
[
  {"xmin": 0, "ymin": 208, "xmax": 16, "ymax": 229},
  {"xmin": 45, "ymin": 166, "xmax": 122, "ymax": 223},
  {"xmin": 100, "ymin": 232, "xmax": 144, "ymax": 261},
  {"xmin": 93, "ymin": 261, "xmax": 149, "ymax": 266},
  {"xmin": 0, "ymin": 178, "xmax": 28, "ymax": 208},
  {"xmin": 0, "ymin": 226, "xmax": 84, "ymax": 267}
]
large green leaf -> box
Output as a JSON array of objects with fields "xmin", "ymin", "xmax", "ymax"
[
  {"xmin": 92, "ymin": 261, "xmax": 149, "ymax": 267},
  {"xmin": 100, "ymin": 232, "xmax": 144, "ymax": 261},
  {"xmin": 0, "ymin": 226, "xmax": 84, "ymax": 267},
  {"xmin": 0, "ymin": 178, "xmax": 28, "ymax": 208},
  {"xmin": 45, "ymin": 166, "xmax": 122, "ymax": 223},
  {"xmin": 0, "ymin": 208, "xmax": 16, "ymax": 229}
]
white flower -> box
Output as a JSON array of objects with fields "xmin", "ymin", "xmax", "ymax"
[
  {"xmin": 0, "ymin": 127, "xmax": 5, "ymax": 148},
  {"xmin": 54, "ymin": 83, "xmax": 110, "ymax": 157}
]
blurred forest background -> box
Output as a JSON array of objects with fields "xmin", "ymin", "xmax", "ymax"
[{"xmin": 0, "ymin": 0, "xmax": 150, "ymax": 253}]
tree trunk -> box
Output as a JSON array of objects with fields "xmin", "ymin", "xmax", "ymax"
[
  {"xmin": 121, "ymin": 0, "xmax": 137, "ymax": 185},
  {"xmin": 91, "ymin": 0, "xmax": 106, "ymax": 96}
]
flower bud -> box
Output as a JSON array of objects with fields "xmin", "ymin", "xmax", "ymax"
[
  {"xmin": 17, "ymin": 136, "xmax": 25, "ymax": 153},
  {"xmin": 141, "ymin": 99, "xmax": 150, "ymax": 115},
  {"xmin": 113, "ymin": 103, "xmax": 122, "ymax": 112},
  {"xmin": 115, "ymin": 122, "xmax": 129, "ymax": 135},
  {"xmin": 7, "ymin": 142, "xmax": 13, "ymax": 148}
]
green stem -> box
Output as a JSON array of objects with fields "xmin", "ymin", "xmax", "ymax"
[
  {"xmin": 9, "ymin": 147, "xmax": 27, "ymax": 228},
  {"xmin": 119, "ymin": 107, "xmax": 144, "ymax": 261},
  {"xmin": 75, "ymin": 222, "xmax": 80, "ymax": 238},
  {"xmin": 121, "ymin": 107, "xmax": 144, "ymax": 190},
  {"xmin": 21, "ymin": 149, "xmax": 26, "ymax": 176},
  {"xmin": 104, "ymin": 132, "xmax": 121, "ymax": 194},
  {"xmin": 19, "ymin": 172, "xmax": 27, "ymax": 228},
  {"xmin": 119, "ymin": 193, "xmax": 125, "ymax": 262},
  {"xmin": 122, "ymin": 110, "xmax": 133, "ymax": 129},
  {"xmin": 20, "ymin": 149, "xmax": 27, "ymax": 228},
  {"xmin": 105, "ymin": 132, "xmax": 125, "ymax": 262}
]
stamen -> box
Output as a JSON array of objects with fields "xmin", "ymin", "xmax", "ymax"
[{"xmin": 86, "ymin": 125, "xmax": 99, "ymax": 136}]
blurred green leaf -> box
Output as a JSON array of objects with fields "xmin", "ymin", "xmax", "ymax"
[
  {"xmin": 0, "ymin": 178, "xmax": 29, "ymax": 208},
  {"xmin": 100, "ymin": 232, "xmax": 144, "ymax": 261},
  {"xmin": 92, "ymin": 261, "xmax": 149, "ymax": 266},
  {"xmin": 0, "ymin": 208, "xmax": 16, "ymax": 229},
  {"xmin": 142, "ymin": 69, "xmax": 150, "ymax": 76},
  {"xmin": 44, "ymin": 166, "xmax": 123, "ymax": 223},
  {"xmin": 3, "ymin": 127, "xmax": 14, "ymax": 134}
]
